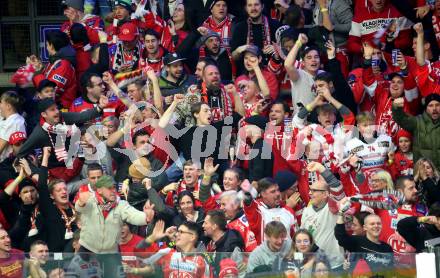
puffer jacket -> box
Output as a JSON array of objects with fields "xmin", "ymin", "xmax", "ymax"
[{"xmin": 392, "ymin": 106, "xmax": 440, "ymax": 169}]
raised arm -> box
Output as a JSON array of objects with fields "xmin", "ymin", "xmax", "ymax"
[
  {"xmin": 103, "ymin": 71, "xmax": 133, "ymax": 108},
  {"xmin": 225, "ymin": 84, "xmax": 245, "ymax": 116},
  {"xmin": 249, "ymin": 58, "xmax": 270, "ymax": 99},
  {"xmin": 414, "ymin": 23, "xmax": 425, "ymax": 66},
  {"xmin": 157, "ymin": 94, "xmax": 184, "ymax": 128},
  {"xmin": 62, "ymin": 95, "xmax": 106, "ymax": 124},
  {"xmin": 317, "ymin": 0, "xmax": 334, "ymax": 32},
  {"xmin": 284, "ymin": 34, "xmax": 308, "ymax": 82}
]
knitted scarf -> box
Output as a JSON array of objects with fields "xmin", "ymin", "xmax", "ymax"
[
  {"xmin": 56, "ymin": 203, "xmax": 76, "ymax": 239},
  {"xmin": 95, "ymin": 191, "xmax": 118, "ymax": 219},
  {"xmin": 246, "ymin": 15, "xmax": 271, "ymax": 48},
  {"xmin": 350, "ymin": 190, "xmax": 405, "ymax": 210},
  {"xmin": 202, "ymin": 15, "xmax": 233, "ymax": 48}
]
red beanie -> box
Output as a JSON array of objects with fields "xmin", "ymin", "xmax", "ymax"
[{"xmin": 393, "ymin": 129, "xmax": 412, "ymax": 145}]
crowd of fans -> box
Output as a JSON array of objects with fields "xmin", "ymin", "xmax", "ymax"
[{"xmin": 2, "ymin": 0, "xmax": 440, "ymax": 277}]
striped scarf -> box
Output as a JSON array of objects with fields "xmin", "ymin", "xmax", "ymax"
[
  {"xmin": 202, "ymin": 15, "xmax": 233, "ymax": 48},
  {"xmin": 246, "ymin": 15, "xmax": 271, "ymax": 49},
  {"xmin": 350, "ymin": 190, "xmax": 405, "ymax": 210}
]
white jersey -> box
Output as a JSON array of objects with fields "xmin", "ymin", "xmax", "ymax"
[
  {"xmin": 255, "ymin": 200, "xmax": 297, "ymax": 241},
  {"xmin": 344, "ymin": 134, "xmax": 394, "ymax": 185}
]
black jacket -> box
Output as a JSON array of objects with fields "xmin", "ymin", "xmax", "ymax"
[
  {"xmin": 127, "ymin": 154, "xmax": 169, "ymax": 210},
  {"xmin": 17, "ymin": 107, "xmax": 101, "ymax": 168},
  {"xmin": 419, "ymin": 178, "xmax": 440, "ymax": 208},
  {"xmin": 397, "ymin": 216, "xmax": 440, "ymax": 252},
  {"xmin": 248, "ymin": 138, "xmax": 273, "ymax": 182},
  {"xmin": 37, "ymin": 166, "xmax": 78, "ymax": 252}
]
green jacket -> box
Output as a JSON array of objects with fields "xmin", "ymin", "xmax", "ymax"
[
  {"xmin": 76, "ymin": 198, "xmax": 147, "ymax": 253},
  {"xmin": 392, "ymin": 106, "xmax": 440, "ymax": 169}
]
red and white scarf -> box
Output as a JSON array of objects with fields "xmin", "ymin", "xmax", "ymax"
[
  {"xmin": 202, "ymin": 15, "xmax": 233, "ymax": 48},
  {"xmin": 56, "ymin": 203, "xmax": 76, "ymax": 239},
  {"xmin": 41, "ymin": 121, "xmax": 76, "ymax": 162},
  {"xmin": 246, "ymin": 16, "xmax": 271, "ymax": 49},
  {"xmin": 95, "ymin": 191, "xmax": 118, "ymax": 219}
]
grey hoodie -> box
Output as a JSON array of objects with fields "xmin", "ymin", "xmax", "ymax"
[{"xmin": 246, "ymin": 239, "xmax": 292, "ymax": 273}]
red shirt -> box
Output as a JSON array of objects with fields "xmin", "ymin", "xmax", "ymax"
[
  {"xmin": 69, "ymin": 95, "xmax": 126, "ymax": 123},
  {"xmin": 158, "ymin": 250, "xmax": 211, "ymax": 278},
  {"xmin": 0, "ymin": 249, "xmax": 24, "ymax": 278},
  {"xmin": 120, "ymin": 234, "xmax": 159, "ymax": 278}
]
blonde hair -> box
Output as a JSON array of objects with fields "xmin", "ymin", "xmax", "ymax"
[
  {"xmin": 414, "ymin": 158, "xmax": 440, "ymax": 183},
  {"xmin": 356, "ymin": 111, "xmax": 375, "ymax": 125},
  {"xmin": 373, "ymin": 170, "xmax": 394, "ymax": 190}
]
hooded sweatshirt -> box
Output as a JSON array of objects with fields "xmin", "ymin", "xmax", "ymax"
[
  {"xmin": 247, "ymin": 238, "xmax": 292, "ymax": 273},
  {"xmin": 33, "ymin": 45, "xmax": 78, "ymax": 108}
]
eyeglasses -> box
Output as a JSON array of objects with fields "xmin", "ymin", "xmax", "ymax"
[
  {"xmin": 176, "ymin": 229, "xmax": 195, "ymax": 236},
  {"xmin": 295, "ymin": 239, "xmax": 310, "ymax": 245},
  {"xmin": 309, "ymin": 188, "xmax": 327, "ymax": 193}
]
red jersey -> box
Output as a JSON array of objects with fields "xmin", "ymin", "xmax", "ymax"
[
  {"xmin": 235, "ymin": 69, "xmax": 279, "ymax": 101},
  {"xmin": 414, "ymin": 61, "xmax": 440, "ymax": 97},
  {"xmin": 389, "ymin": 151, "xmax": 413, "ymax": 180},
  {"xmin": 0, "ymin": 249, "xmax": 24, "ymax": 278},
  {"xmin": 362, "ymin": 66, "xmax": 419, "ymax": 138},
  {"xmin": 347, "ymin": 3, "xmax": 412, "ymax": 55},
  {"xmin": 227, "ymin": 212, "xmax": 258, "ymax": 252},
  {"xmin": 376, "ymin": 203, "xmax": 426, "ymax": 256},
  {"xmin": 69, "ymin": 95, "xmax": 126, "ymax": 123},
  {"xmin": 120, "ymin": 234, "xmax": 159, "ymax": 278},
  {"xmin": 33, "ymin": 58, "xmax": 77, "ymax": 109},
  {"xmin": 159, "ymin": 250, "xmax": 211, "ymax": 278},
  {"xmin": 164, "ymin": 180, "xmax": 205, "ymax": 207}
]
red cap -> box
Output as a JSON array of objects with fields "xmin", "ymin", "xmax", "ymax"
[
  {"xmin": 9, "ymin": 131, "xmax": 26, "ymax": 145},
  {"xmin": 219, "ymin": 258, "xmax": 238, "ymax": 278},
  {"xmin": 118, "ymin": 22, "xmax": 138, "ymax": 42}
]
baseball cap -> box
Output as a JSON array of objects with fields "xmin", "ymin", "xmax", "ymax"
[
  {"xmin": 242, "ymin": 45, "xmax": 261, "ymax": 57},
  {"xmin": 37, "ymin": 98, "xmax": 57, "ymax": 113},
  {"xmin": 61, "ymin": 0, "xmax": 84, "ymax": 12},
  {"xmin": 164, "ymin": 53, "xmax": 186, "ymax": 66},
  {"xmin": 118, "ymin": 22, "xmax": 139, "ymax": 42},
  {"xmin": 37, "ymin": 79, "xmax": 57, "ymax": 92}
]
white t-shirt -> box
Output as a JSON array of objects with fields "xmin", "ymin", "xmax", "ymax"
[
  {"xmin": 0, "ymin": 113, "xmax": 26, "ymax": 163},
  {"xmin": 290, "ymin": 69, "xmax": 319, "ymax": 113}
]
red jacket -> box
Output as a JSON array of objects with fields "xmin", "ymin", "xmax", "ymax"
[
  {"xmin": 414, "ymin": 61, "xmax": 440, "ymax": 96},
  {"xmin": 389, "ymin": 151, "xmax": 413, "ymax": 180},
  {"xmin": 106, "ymin": 13, "xmax": 165, "ymax": 41},
  {"xmin": 73, "ymin": 44, "xmax": 92, "ymax": 90},
  {"xmin": 347, "ymin": 3, "xmax": 412, "ymax": 55},
  {"xmin": 227, "ymin": 211, "xmax": 258, "ymax": 252},
  {"xmin": 33, "ymin": 46, "xmax": 78, "ymax": 109},
  {"xmin": 362, "ymin": 66, "xmax": 419, "ymax": 138}
]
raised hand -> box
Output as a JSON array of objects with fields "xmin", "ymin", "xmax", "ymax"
[
  {"xmin": 150, "ymin": 220, "xmax": 166, "ymax": 241},
  {"xmin": 286, "ymin": 192, "xmax": 302, "ymax": 208},
  {"xmin": 413, "ymin": 23, "xmax": 423, "ymax": 35},
  {"xmin": 362, "ymin": 42, "xmax": 374, "ymax": 59},
  {"xmin": 224, "ymin": 84, "xmax": 238, "ymax": 95},
  {"xmin": 396, "ymin": 51, "xmax": 407, "ymax": 69},
  {"xmin": 325, "ymin": 40, "xmax": 335, "ymax": 59},
  {"xmin": 173, "ymin": 94, "xmax": 185, "ymax": 104},
  {"xmin": 142, "ymin": 178, "xmax": 152, "ymax": 190},
  {"xmin": 102, "ymin": 71, "xmax": 115, "ymax": 85},
  {"xmin": 203, "ymin": 157, "xmax": 219, "ymax": 177},
  {"xmin": 415, "ymin": 5, "xmax": 430, "ymax": 19},
  {"xmin": 19, "ymin": 158, "xmax": 32, "ymax": 177},
  {"xmin": 307, "ymin": 161, "xmax": 326, "ymax": 173},
  {"xmin": 98, "ymin": 95, "xmax": 109, "ymax": 109},
  {"xmin": 298, "ymin": 33, "xmax": 308, "ymax": 45},
  {"xmin": 143, "ymin": 200, "xmax": 155, "ymax": 223},
  {"xmin": 247, "ymin": 56, "xmax": 260, "ymax": 70},
  {"xmin": 197, "ymin": 26, "xmax": 209, "ymax": 36}
]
